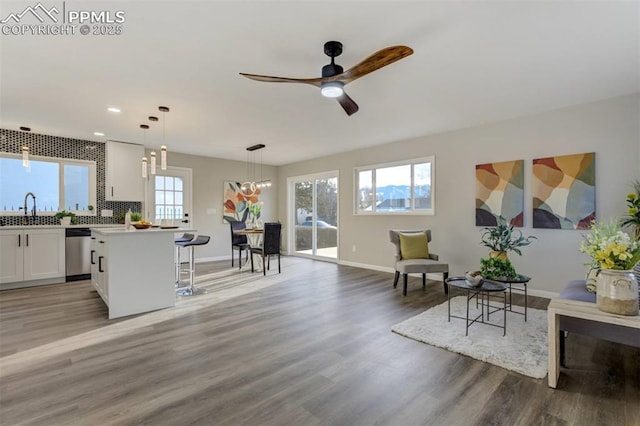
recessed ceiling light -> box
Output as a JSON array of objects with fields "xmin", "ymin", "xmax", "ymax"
[
  {"xmin": 107, "ymin": 107, "xmax": 121, "ymax": 113},
  {"xmin": 94, "ymin": 132, "xmax": 105, "ymax": 136}
]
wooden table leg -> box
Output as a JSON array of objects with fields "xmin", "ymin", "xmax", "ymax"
[{"xmin": 547, "ymin": 307, "xmax": 560, "ymax": 388}]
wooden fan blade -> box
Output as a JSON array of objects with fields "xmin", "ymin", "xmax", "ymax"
[
  {"xmin": 338, "ymin": 45, "xmax": 413, "ymax": 85},
  {"xmin": 336, "ymin": 92, "xmax": 359, "ymax": 116},
  {"xmin": 239, "ymin": 73, "xmax": 322, "ymax": 88}
]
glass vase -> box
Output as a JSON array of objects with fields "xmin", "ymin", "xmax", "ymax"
[{"xmin": 596, "ymin": 268, "xmax": 639, "ymax": 316}]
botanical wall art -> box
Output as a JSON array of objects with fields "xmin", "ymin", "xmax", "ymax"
[
  {"xmin": 223, "ymin": 181, "xmax": 261, "ymax": 224},
  {"xmin": 475, "ymin": 160, "xmax": 524, "ymax": 226},
  {"xmin": 532, "ymin": 152, "xmax": 595, "ymax": 229}
]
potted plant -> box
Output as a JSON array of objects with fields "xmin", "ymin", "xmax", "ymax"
[
  {"xmin": 115, "ymin": 210, "xmax": 126, "ymax": 224},
  {"xmin": 580, "ymin": 220, "xmax": 640, "ymax": 315},
  {"xmin": 480, "ymin": 216, "xmax": 536, "ymax": 260},
  {"xmin": 130, "ymin": 212, "xmax": 143, "ymax": 223},
  {"xmin": 478, "ymin": 216, "xmax": 536, "ymax": 279},
  {"xmin": 480, "ymin": 257, "xmax": 518, "ymax": 279},
  {"xmin": 54, "ymin": 210, "xmax": 77, "ymax": 225}
]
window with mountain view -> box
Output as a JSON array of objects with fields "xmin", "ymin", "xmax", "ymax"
[{"xmin": 355, "ymin": 156, "xmax": 434, "ymax": 215}]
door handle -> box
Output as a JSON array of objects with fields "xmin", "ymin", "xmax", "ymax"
[
  {"xmin": 91, "ymin": 250, "xmax": 95, "ymax": 265},
  {"xmin": 111, "ymin": 186, "xmax": 114, "ymax": 197},
  {"xmin": 18, "ymin": 234, "xmax": 21, "ymax": 247},
  {"xmin": 98, "ymin": 256, "xmax": 104, "ymax": 273},
  {"xmin": 26, "ymin": 234, "xmax": 29, "ymax": 247},
  {"xmin": 181, "ymin": 220, "xmax": 189, "ymax": 223}
]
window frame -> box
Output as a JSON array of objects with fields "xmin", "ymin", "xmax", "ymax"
[
  {"xmin": 353, "ymin": 156, "xmax": 435, "ymax": 216},
  {"xmin": 0, "ymin": 152, "xmax": 97, "ymax": 216}
]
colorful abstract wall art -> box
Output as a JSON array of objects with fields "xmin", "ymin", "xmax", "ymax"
[
  {"xmin": 476, "ymin": 160, "xmax": 524, "ymax": 226},
  {"xmin": 223, "ymin": 181, "xmax": 261, "ymax": 224},
  {"xmin": 532, "ymin": 152, "xmax": 595, "ymax": 229}
]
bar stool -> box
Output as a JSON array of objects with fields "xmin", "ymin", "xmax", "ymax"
[
  {"xmin": 174, "ymin": 233, "xmax": 195, "ymax": 287},
  {"xmin": 176, "ymin": 235, "xmax": 210, "ymax": 296}
]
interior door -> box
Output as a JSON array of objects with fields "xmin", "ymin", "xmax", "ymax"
[
  {"xmin": 290, "ymin": 172, "xmax": 338, "ymax": 260},
  {"xmin": 146, "ymin": 167, "xmax": 193, "ymax": 226}
]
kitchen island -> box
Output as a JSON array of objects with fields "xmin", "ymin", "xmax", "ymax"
[{"xmin": 91, "ymin": 227, "xmax": 196, "ymax": 319}]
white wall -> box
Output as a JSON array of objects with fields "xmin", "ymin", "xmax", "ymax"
[
  {"xmin": 276, "ymin": 93, "xmax": 640, "ymax": 294},
  {"xmin": 151, "ymin": 151, "xmax": 278, "ymax": 261}
]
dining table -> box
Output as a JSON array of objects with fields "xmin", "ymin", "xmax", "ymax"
[{"xmin": 233, "ymin": 228, "xmax": 264, "ymax": 272}]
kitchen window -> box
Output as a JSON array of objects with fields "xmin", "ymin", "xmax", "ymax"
[
  {"xmin": 354, "ymin": 156, "xmax": 434, "ymax": 215},
  {"xmin": 0, "ymin": 153, "xmax": 96, "ymax": 215}
]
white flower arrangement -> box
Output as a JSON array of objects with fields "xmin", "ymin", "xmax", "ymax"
[{"xmin": 579, "ymin": 220, "xmax": 640, "ymax": 270}]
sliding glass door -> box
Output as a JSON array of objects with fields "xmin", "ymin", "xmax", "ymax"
[{"xmin": 289, "ymin": 172, "xmax": 338, "ymax": 260}]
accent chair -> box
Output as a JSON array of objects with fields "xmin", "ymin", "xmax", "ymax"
[{"xmin": 389, "ymin": 229, "xmax": 449, "ymax": 296}]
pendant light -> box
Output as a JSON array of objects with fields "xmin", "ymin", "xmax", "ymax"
[
  {"xmin": 19, "ymin": 126, "xmax": 31, "ymax": 169},
  {"xmin": 257, "ymin": 148, "xmax": 272, "ymax": 188},
  {"xmin": 161, "ymin": 146, "xmax": 167, "ymax": 170},
  {"xmin": 150, "ymin": 151, "xmax": 157, "ymax": 175},
  {"xmin": 147, "ymin": 116, "xmax": 158, "ymax": 175},
  {"xmin": 140, "ymin": 124, "xmax": 149, "ymax": 178},
  {"xmin": 22, "ymin": 146, "xmax": 29, "ymax": 168},
  {"xmin": 159, "ymin": 106, "xmax": 169, "ymax": 170},
  {"xmin": 242, "ymin": 144, "xmax": 272, "ymax": 195}
]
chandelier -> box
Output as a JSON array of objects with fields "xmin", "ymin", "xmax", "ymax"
[{"xmin": 241, "ymin": 144, "xmax": 272, "ymax": 196}]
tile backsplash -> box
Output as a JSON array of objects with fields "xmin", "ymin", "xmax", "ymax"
[{"xmin": 0, "ymin": 128, "xmax": 141, "ymax": 226}]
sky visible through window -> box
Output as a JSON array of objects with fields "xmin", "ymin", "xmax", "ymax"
[
  {"xmin": 0, "ymin": 157, "xmax": 92, "ymax": 212},
  {"xmin": 0, "ymin": 157, "xmax": 59, "ymax": 211}
]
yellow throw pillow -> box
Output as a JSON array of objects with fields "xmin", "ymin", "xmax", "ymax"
[{"xmin": 399, "ymin": 232, "xmax": 429, "ymax": 259}]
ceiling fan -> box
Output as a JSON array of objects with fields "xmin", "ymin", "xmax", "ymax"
[{"xmin": 240, "ymin": 41, "xmax": 413, "ymax": 116}]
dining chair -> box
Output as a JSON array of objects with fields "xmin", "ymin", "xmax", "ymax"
[
  {"xmin": 229, "ymin": 220, "xmax": 250, "ymax": 269},
  {"xmin": 250, "ymin": 222, "xmax": 281, "ymax": 275},
  {"xmin": 174, "ymin": 233, "xmax": 195, "ymax": 286}
]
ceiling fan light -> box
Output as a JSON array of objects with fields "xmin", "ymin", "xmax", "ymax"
[{"xmin": 321, "ymin": 81, "xmax": 344, "ymax": 98}]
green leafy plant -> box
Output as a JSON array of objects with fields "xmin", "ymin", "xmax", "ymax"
[
  {"xmin": 115, "ymin": 210, "xmax": 126, "ymax": 223},
  {"xmin": 480, "ymin": 257, "xmax": 517, "ymax": 279},
  {"xmin": 480, "ymin": 216, "xmax": 536, "ymax": 256},
  {"xmin": 247, "ymin": 201, "xmax": 262, "ymax": 219},
  {"xmin": 130, "ymin": 212, "xmax": 143, "ymax": 222},
  {"xmin": 54, "ymin": 210, "xmax": 78, "ymax": 225},
  {"xmin": 621, "ymin": 180, "xmax": 640, "ymax": 238}
]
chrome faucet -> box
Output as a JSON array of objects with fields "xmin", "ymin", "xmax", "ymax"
[{"xmin": 22, "ymin": 192, "xmax": 36, "ymax": 225}]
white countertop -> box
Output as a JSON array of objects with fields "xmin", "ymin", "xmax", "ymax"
[{"xmin": 91, "ymin": 227, "xmax": 196, "ymax": 235}]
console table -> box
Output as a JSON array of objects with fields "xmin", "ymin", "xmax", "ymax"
[{"xmin": 547, "ymin": 298, "xmax": 640, "ymax": 388}]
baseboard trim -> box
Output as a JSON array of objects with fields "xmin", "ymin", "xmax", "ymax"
[
  {"xmin": 1, "ymin": 277, "xmax": 66, "ymax": 290},
  {"xmin": 528, "ymin": 289, "xmax": 558, "ymax": 299},
  {"xmin": 337, "ymin": 260, "xmax": 559, "ymax": 299},
  {"xmin": 196, "ymin": 257, "xmax": 560, "ymax": 299},
  {"xmin": 337, "ymin": 260, "xmax": 444, "ymax": 281},
  {"xmin": 195, "ymin": 255, "xmax": 232, "ymax": 263}
]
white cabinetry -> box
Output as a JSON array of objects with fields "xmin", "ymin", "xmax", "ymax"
[
  {"xmin": 0, "ymin": 230, "xmax": 24, "ymax": 283},
  {"xmin": 91, "ymin": 235, "xmax": 109, "ymax": 303},
  {"xmin": 0, "ymin": 228, "xmax": 65, "ymax": 286},
  {"xmin": 90, "ymin": 228, "xmax": 187, "ymax": 319},
  {"xmin": 105, "ymin": 141, "xmax": 145, "ymax": 201}
]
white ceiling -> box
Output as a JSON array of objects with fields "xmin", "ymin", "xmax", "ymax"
[{"xmin": 1, "ymin": 1, "xmax": 638, "ymax": 166}]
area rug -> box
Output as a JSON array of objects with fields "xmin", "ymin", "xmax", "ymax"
[{"xmin": 392, "ymin": 296, "xmax": 548, "ymax": 378}]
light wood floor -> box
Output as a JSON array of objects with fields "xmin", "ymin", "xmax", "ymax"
[{"xmin": 0, "ymin": 258, "xmax": 638, "ymax": 425}]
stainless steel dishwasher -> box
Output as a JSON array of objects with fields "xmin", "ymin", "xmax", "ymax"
[{"xmin": 65, "ymin": 228, "xmax": 91, "ymax": 281}]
